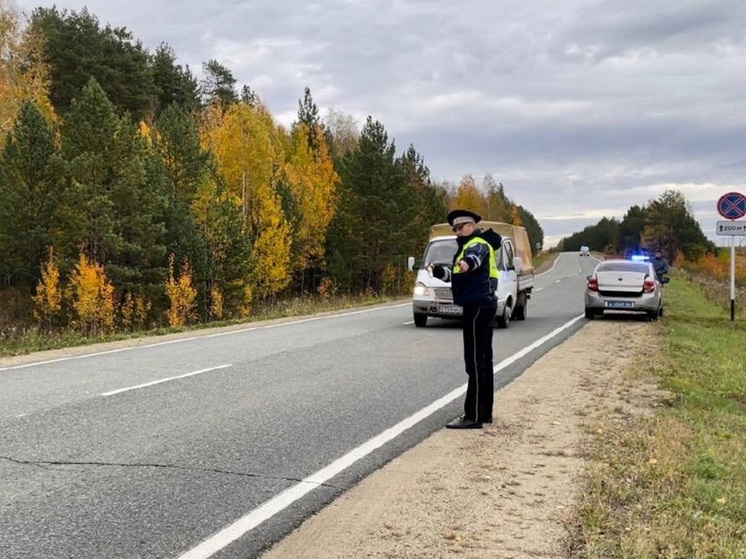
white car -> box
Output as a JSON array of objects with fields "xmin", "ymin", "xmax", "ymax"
[{"xmin": 584, "ymin": 259, "xmax": 663, "ymax": 320}]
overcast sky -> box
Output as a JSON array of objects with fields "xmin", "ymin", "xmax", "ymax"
[{"xmin": 12, "ymin": 0, "xmax": 746, "ymax": 247}]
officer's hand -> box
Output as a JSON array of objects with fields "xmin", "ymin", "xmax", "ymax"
[{"xmin": 429, "ymin": 264, "xmax": 446, "ymax": 280}]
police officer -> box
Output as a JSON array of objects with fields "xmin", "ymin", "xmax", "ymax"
[
  {"xmin": 428, "ymin": 209, "xmax": 502, "ymax": 429},
  {"xmin": 651, "ymin": 248, "xmax": 670, "ymax": 284}
]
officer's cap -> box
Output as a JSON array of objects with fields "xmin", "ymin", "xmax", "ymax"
[{"xmin": 447, "ymin": 209, "xmax": 482, "ymax": 229}]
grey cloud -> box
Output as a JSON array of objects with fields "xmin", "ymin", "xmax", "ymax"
[{"xmin": 553, "ymin": 0, "xmax": 746, "ymax": 63}]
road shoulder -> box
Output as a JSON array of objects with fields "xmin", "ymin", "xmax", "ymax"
[{"xmin": 259, "ymin": 319, "xmax": 660, "ymax": 559}]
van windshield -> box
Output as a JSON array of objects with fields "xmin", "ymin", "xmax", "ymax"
[{"xmin": 424, "ymin": 239, "xmax": 457, "ymax": 265}]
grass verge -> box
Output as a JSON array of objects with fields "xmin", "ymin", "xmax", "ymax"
[
  {"xmin": 567, "ymin": 275, "xmax": 746, "ymax": 558},
  {"xmin": 0, "ymin": 293, "xmax": 405, "ymax": 358}
]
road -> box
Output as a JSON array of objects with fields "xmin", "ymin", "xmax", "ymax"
[{"xmin": 0, "ymin": 252, "xmax": 596, "ymax": 559}]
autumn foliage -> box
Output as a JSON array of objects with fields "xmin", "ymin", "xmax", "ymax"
[
  {"xmin": 679, "ymin": 250, "xmax": 746, "ymax": 286},
  {"xmin": 67, "ymin": 253, "xmax": 116, "ymax": 335},
  {"xmin": 164, "ymin": 254, "xmax": 197, "ymax": 327},
  {"xmin": 32, "ymin": 247, "xmax": 62, "ymax": 329}
]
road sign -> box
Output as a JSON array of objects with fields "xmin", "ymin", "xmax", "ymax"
[
  {"xmin": 716, "ymin": 220, "xmax": 746, "ymax": 236},
  {"xmin": 717, "ymin": 192, "xmax": 746, "ymax": 219}
]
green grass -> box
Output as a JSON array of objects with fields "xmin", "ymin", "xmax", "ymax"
[{"xmin": 567, "ymin": 275, "xmax": 746, "ymax": 558}]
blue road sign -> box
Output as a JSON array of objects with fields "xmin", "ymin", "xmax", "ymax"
[{"xmin": 717, "ymin": 192, "xmax": 746, "ymax": 219}]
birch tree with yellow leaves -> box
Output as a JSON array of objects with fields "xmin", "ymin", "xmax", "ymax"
[
  {"xmin": 32, "ymin": 247, "xmax": 62, "ymax": 330},
  {"xmin": 0, "ymin": 1, "xmax": 54, "ymax": 144},
  {"xmin": 200, "ymin": 101, "xmax": 292, "ymax": 301},
  {"xmin": 451, "ymin": 174, "xmax": 487, "ymax": 217},
  {"xmin": 67, "ymin": 253, "xmax": 115, "ymax": 335},
  {"xmin": 282, "ymin": 122, "xmax": 338, "ymax": 288}
]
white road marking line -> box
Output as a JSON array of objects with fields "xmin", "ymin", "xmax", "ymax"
[
  {"xmin": 176, "ymin": 314, "xmax": 584, "ymax": 559},
  {"xmin": 536, "ymin": 252, "xmax": 562, "ymax": 276},
  {"xmin": 100, "ymin": 364, "xmax": 232, "ymax": 396}
]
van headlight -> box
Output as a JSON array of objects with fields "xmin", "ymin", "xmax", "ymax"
[{"xmin": 413, "ymin": 283, "xmax": 432, "ymax": 297}]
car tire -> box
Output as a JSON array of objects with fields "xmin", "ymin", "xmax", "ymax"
[
  {"xmin": 584, "ymin": 307, "xmax": 595, "ymax": 320},
  {"xmin": 512, "ymin": 293, "xmax": 528, "ymax": 321},
  {"xmin": 413, "ymin": 313, "xmax": 428, "ymax": 327},
  {"xmin": 496, "ymin": 300, "xmax": 512, "ymax": 329}
]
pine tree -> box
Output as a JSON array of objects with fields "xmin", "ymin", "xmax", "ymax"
[
  {"xmin": 153, "ymin": 103, "xmax": 209, "ymax": 313},
  {"xmin": 30, "ymin": 7, "xmax": 156, "ymax": 120},
  {"xmin": 328, "ymin": 116, "xmax": 410, "ymax": 294},
  {"xmin": 200, "ymin": 59, "xmax": 238, "ymax": 111},
  {"xmin": 151, "ymin": 43, "xmax": 200, "ymax": 116},
  {"xmin": 190, "ymin": 174, "xmax": 252, "ymax": 317},
  {"xmin": 105, "ymin": 117, "xmax": 168, "ymax": 300},
  {"xmin": 60, "ymin": 77, "xmax": 121, "ymax": 265},
  {"xmin": 517, "ymin": 206, "xmax": 544, "ymax": 255},
  {"xmin": 642, "ymin": 190, "xmax": 714, "ymax": 261},
  {"xmin": 483, "ymin": 175, "xmax": 510, "ymax": 222},
  {"xmin": 0, "ymin": 101, "xmax": 65, "ymax": 288},
  {"xmin": 400, "ymin": 145, "xmax": 447, "ymax": 259},
  {"xmin": 296, "ymin": 86, "xmax": 327, "ymax": 155}
]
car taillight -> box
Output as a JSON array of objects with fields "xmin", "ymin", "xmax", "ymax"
[
  {"xmin": 643, "ymin": 278, "xmax": 655, "ymax": 293},
  {"xmin": 587, "ymin": 277, "xmax": 598, "ymax": 292}
]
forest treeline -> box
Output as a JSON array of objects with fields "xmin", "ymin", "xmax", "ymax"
[
  {"xmin": 556, "ymin": 189, "xmax": 716, "ymax": 262},
  {"xmin": 0, "ymin": 4, "xmax": 544, "ymax": 334}
]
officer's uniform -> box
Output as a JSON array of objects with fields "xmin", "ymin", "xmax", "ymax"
[{"xmin": 431, "ymin": 209, "xmax": 502, "ymax": 429}]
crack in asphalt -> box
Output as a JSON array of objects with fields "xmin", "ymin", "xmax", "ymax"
[{"xmin": 0, "ymin": 455, "xmax": 340, "ymax": 488}]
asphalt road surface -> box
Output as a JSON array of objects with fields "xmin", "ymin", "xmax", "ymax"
[{"xmin": 0, "ymin": 252, "xmax": 598, "ymax": 559}]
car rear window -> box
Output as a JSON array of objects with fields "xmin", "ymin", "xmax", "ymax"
[{"xmin": 597, "ymin": 262, "xmax": 650, "ymax": 274}]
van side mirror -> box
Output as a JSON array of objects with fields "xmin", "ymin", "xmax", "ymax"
[
  {"xmin": 407, "ymin": 256, "xmax": 416, "ymax": 271},
  {"xmin": 512, "ymin": 256, "xmax": 523, "ymax": 274}
]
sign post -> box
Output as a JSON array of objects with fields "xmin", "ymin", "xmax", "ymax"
[{"xmin": 716, "ymin": 192, "xmax": 746, "ymax": 321}]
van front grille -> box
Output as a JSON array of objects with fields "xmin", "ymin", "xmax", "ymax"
[{"xmin": 432, "ymin": 288, "xmax": 453, "ymax": 302}]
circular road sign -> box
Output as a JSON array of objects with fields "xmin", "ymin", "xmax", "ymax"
[{"xmin": 717, "ymin": 192, "xmax": 746, "ymax": 220}]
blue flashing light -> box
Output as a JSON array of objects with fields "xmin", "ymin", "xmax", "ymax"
[{"xmin": 630, "ymin": 254, "xmax": 650, "ymax": 262}]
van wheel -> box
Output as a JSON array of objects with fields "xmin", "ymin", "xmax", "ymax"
[
  {"xmin": 496, "ymin": 301, "xmax": 511, "ymax": 329},
  {"xmin": 512, "ymin": 293, "xmax": 528, "ymax": 321},
  {"xmin": 414, "ymin": 313, "xmax": 428, "ymax": 327}
]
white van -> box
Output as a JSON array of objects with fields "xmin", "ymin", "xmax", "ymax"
[{"xmin": 407, "ymin": 222, "xmax": 535, "ymax": 328}]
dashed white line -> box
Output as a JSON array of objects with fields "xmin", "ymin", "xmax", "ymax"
[{"xmin": 101, "ymin": 364, "xmax": 232, "ymax": 396}]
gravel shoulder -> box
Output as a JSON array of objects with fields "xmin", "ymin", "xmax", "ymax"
[{"xmin": 259, "ymin": 319, "xmax": 660, "ymax": 559}]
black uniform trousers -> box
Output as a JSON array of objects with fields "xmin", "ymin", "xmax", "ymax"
[{"xmin": 461, "ymin": 304, "xmax": 496, "ymax": 423}]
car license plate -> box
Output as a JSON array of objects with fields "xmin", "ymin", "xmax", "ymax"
[
  {"xmin": 605, "ymin": 300, "xmax": 634, "ymax": 309},
  {"xmin": 438, "ymin": 305, "xmax": 462, "ymax": 315}
]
